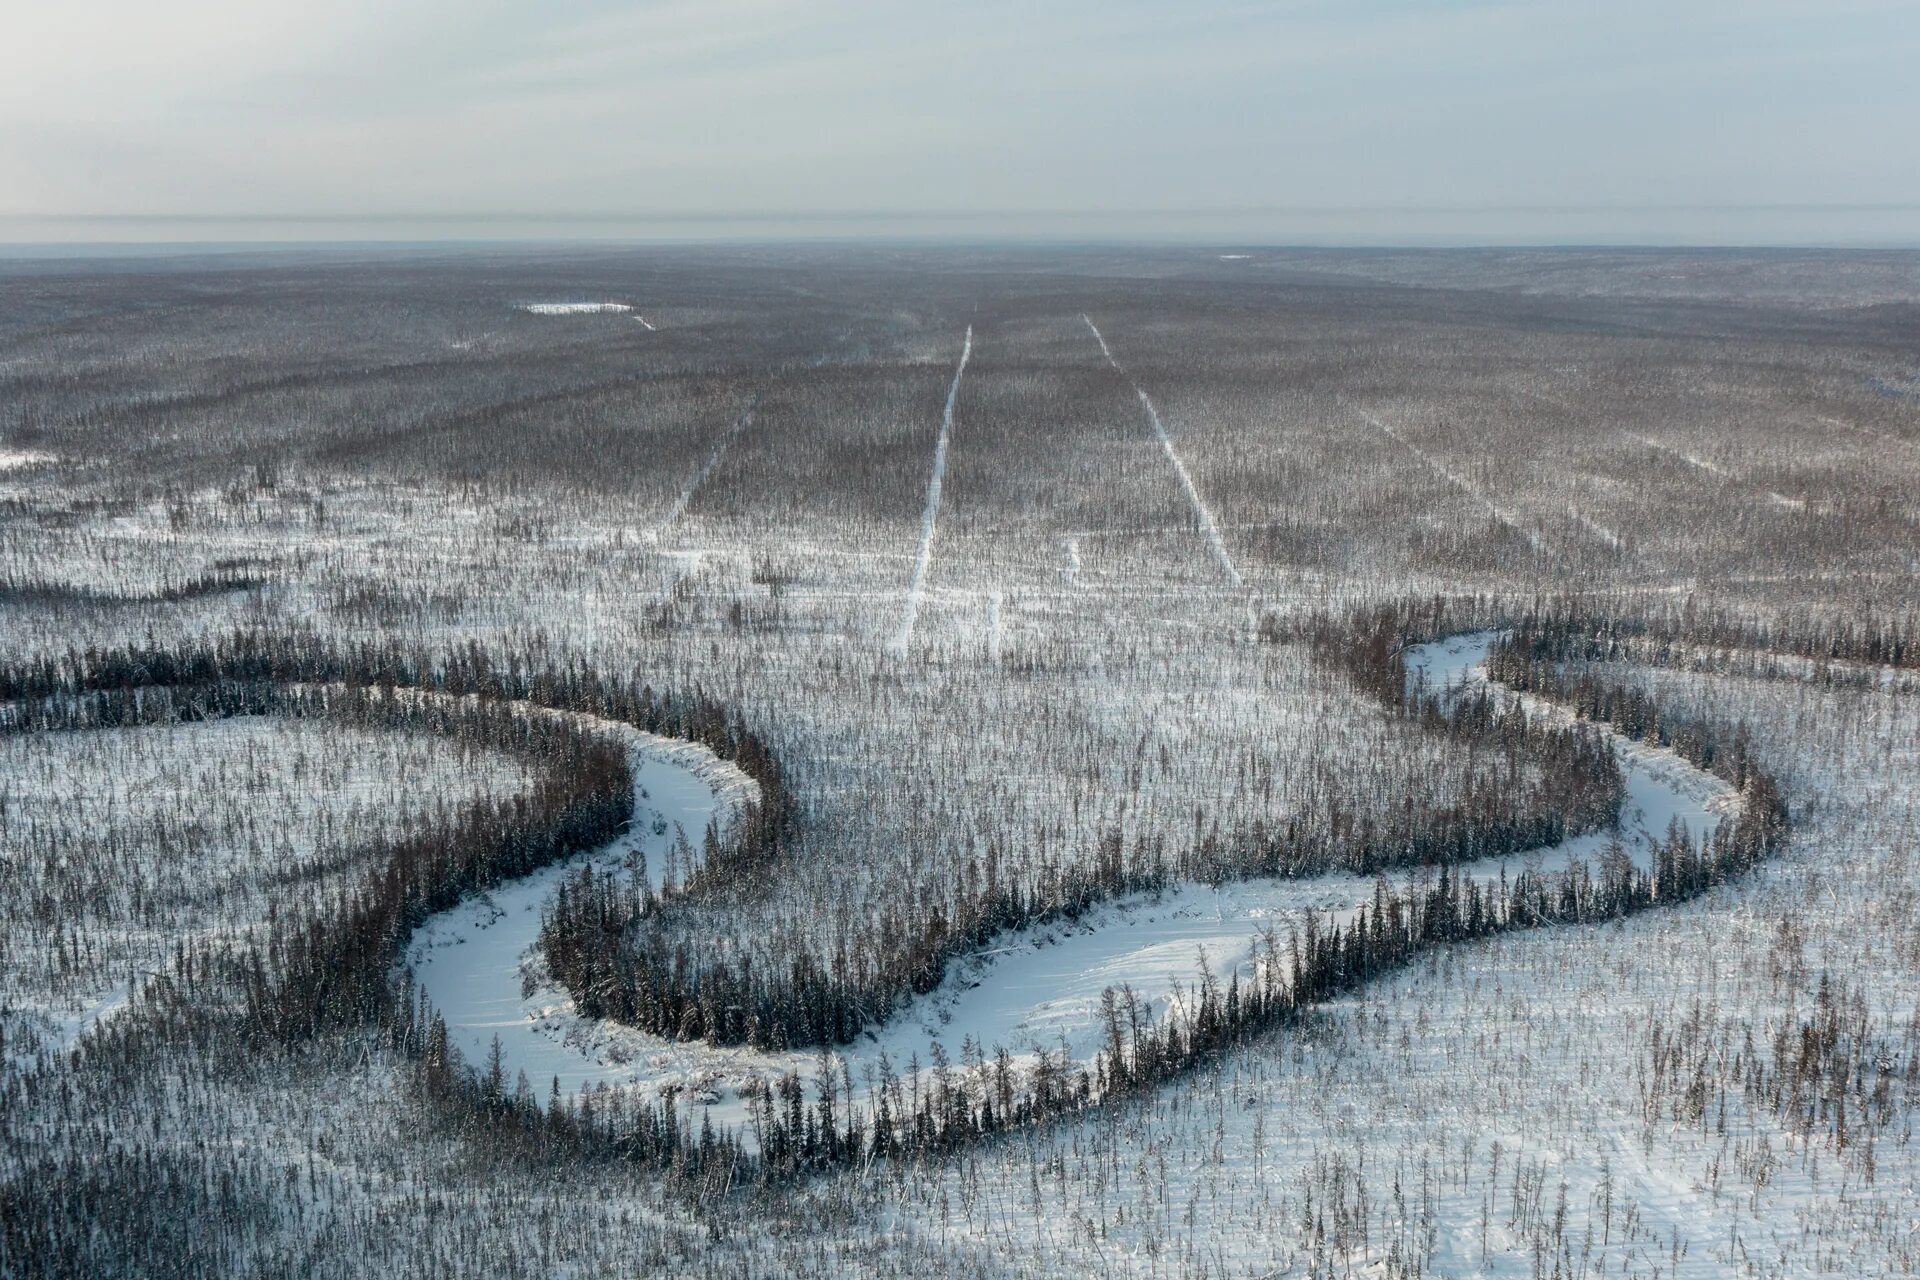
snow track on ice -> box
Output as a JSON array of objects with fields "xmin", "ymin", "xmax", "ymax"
[{"xmin": 407, "ymin": 722, "xmax": 758, "ymax": 1112}]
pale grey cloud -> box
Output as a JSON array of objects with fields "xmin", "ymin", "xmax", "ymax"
[{"xmin": 5, "ymin": 0, "xmax": 1917, "ymax": 242}]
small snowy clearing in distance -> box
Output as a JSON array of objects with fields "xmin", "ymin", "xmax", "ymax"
[{"xmin": 519, "ymin": 302, "xmax": 633, "ymax": 315}]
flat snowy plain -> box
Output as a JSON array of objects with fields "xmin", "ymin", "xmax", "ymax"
[{"xmin": 4, "ymin": 247, "xmax": 1916, "ymax": 1278}]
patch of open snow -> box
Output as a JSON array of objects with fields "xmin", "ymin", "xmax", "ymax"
[
  {"xmin": 0, "ymin": 448, "xmax": 56, "ymax": 471},
  {"xmin": 4, "ymin": 987, "xmax": 131, "ymax": 1077},
  {"xmin": 519, "ymin": 302, "xmax": 633, "ymax": 315}
]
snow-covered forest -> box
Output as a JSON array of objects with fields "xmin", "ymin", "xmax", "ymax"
[{"xmin": 2, "ymin": 245, "xmax": 1917, "ymax": 1277}]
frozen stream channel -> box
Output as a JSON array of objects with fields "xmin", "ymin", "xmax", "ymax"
[{"xmin": 409, "ymin": 633, "xmax": 1736, "ymax": 1140}]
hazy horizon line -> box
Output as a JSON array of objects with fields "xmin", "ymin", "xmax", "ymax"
[
  {"xmin": 6, "ymin": 202, "xmax": 1916, "ymax": 256},
  {"xmin": 13, "ymin": 202, "xmax": 1920, "ymax": 222}
]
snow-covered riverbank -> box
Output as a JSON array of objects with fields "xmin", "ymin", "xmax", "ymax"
[
  {"xmin": 404, "ymin": 728, "xmax": 756, "ymax": 1104},
  {"xmin": 408, "ymin": 632, "xmax": 1733, "ymax": 1144}
]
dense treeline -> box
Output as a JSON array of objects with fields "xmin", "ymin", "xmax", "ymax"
[
  {"xmin": 710, "ymin": 620, "xmax": 1788, "ymax": 1177},
  {"xmin": 0, "ymin": 628, "xmax": 788, "ymax": 1067},
  {"xmin": 542, "ymin": 672, "xmax": 1625, "ymax": 1049},
  {"xmin": 410, "ymin": 737, "xmax": 1784, "ymax": 1187},
  {"xmin": 2, "ymin": 1146, "xmax": 285, "ymax": 1279},
  {"xmin": 0, "ymin": 565, "xmax": 268, "ymax": 609},
  {"xmin": 539, "ymin": 606, "xmax": 1624, "ymax": 1052},
  {"xmin": 0, "ymin": 681, "xmax": 577, "ymax": 1020},
  {"xmin": 539, "ymin": 618, "xmax": 1786, "ymax": 1180},
  {"xmin": 1491, "ymin": 614, "xmax": 1776, "ymax": 793},
  {"xmin": 1485, "ymin": 592, "xmax": 1918, "ymax": 673},
  {"xmin": 1, "ymin": 628, "xmax": 799, "ymax": 1266},
  {"xmin": 2, "ymin": 681, "xmax": 629, "ymax": 1068},
  {"xmin": 11, "ymin": 606, "xmax": 1780, "ymax": 1194},
  {"xmin": 0, "ymin": 629, "xmax": 790, "ymax": 830}
]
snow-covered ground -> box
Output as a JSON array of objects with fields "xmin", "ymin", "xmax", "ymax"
[
  {"xmin": 404, "ymin": 725, "xmax": 757, "ymax": 1110},
  {"xmin": 5, "ymin": 257, "xmax": 1914, "ymax": 1275},
  {"xmin": 518, "ymin": 302, "xmax": 633, "ymax": 315},
  {"xmin": 871, "ymin": 664, "xmax": 1919, "ymax": 1279},
  {"xmin": 0, "ymin": 447, "xmax": 56, "ymax": 471},
  {"xmin": 404, "ymin": 631, "xmax": 1730, "ymax": 1147},
  {"xmin": 0, "ymin": 715, "xmax": 539, "ymax": 1078}
]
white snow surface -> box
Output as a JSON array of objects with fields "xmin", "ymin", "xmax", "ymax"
[
  {"xmin": 0, "ymin": 448, "xmax": 56, "ymax": 471},
  {"xmin": 892, "ymin": 325, "xmax": 972, "ymax": 654},
  {"xmin": 1, "ymin": 712, "xmax": 540, "ymax": 1077},
  {"xmin": 408, "ymin": 631, "xmax": 1731, "ymax": 1147},
  {"xmin": 405, "ymin": 724, "xmax": 758, "ymax": 1105},
  {"xmin": 518, "ymin": 302, "xmax": 633, "ymax": 315}
]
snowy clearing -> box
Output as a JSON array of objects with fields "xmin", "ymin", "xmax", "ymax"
[
  {"xmin": 518, "ymin": 302, "xmax": 633, "ymax": 315},
  {"xmin": 0, "ymin": 448, "xmax": 57, "ymax": 471}
]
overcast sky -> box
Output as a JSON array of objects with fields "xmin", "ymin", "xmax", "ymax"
[{"xmin": 6, "ymin": 0, "xmax": 1918, "ymax": 244}]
